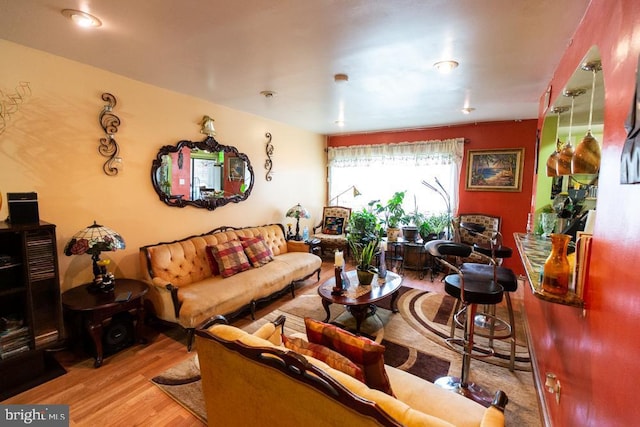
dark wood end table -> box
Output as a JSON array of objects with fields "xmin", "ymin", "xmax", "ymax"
[
  {"xmin": 317, "ymin": 270, "xmax": 402, "ymax": 333},
  {"xmin": 62, "ymin": 278, "xmax": 148, "ymax": 367}
]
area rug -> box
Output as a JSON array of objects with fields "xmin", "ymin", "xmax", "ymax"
[
  {"xmin": 398, "ymin": 289, "xmax": 532, "ymax": 371},
  {"xmin": 153, "ymin": 285, "xmax": 541, "ymax": 426}
]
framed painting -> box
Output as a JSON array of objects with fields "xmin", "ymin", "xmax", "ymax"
[
  {"xmin": 228, "ymin": 157, "xmax": 245, "ymax": 181},
  {"xmin": 465, "ymin": 148, "xmax": 524, "ymax": 192}
]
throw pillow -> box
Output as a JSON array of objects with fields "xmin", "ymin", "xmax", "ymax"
[
  {"xmin": 240, "ymin": 236, "xmax": 274, "ymax": 267},
  {"xmin": 282, "ymin": 335, "xmax": 365, "ymax": 382},
  {"xmin": 204, "ymin": 245, "xmax": 220, "ymax": 276},
  {"xmin": 304, "ymin": 317, "xmax": 394, "ymax": 396},
  {"xmin": 209, "ymin": 240, "xmax": 252, "ymax": 278},
  {"xmin": 322, "ymin": 216, "xmax": 345, "ymax": 235}
]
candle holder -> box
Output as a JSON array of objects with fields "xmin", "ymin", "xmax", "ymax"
[{"xmin": 332, "ymin": 265, "xmax": 344, "ymax": 295}]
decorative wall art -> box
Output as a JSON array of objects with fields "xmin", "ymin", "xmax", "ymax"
[
  {"xmin": 228, "ymin": 157, "xmax": 245, "ymax": 181},
  {"xmin": 465, "ymin": 148, "xmax": 524, "ymax": 192},
  {"xmin": 265, "ymin": 132, "xmax": 274, "ymax": 181},
  {"xmin": 621, "ymin": 52, "xmax": 640, "ymax": 184}
]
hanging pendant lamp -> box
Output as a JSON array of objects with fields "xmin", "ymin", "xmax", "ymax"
[
  {"xmin": 546, "ymin": 106, "xmax": 569, "ymax": 177},
  {"xmin": 556, "ymin": 89, "xmax": 585, "ymax": 175},
  {"xmin": 572, "ymin": 60, "xmax": 602, "ymax": 174}
]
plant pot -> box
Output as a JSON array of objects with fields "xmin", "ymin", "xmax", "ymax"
[
  {"xmin": 386, "ymin": 227, "xmax": 402, "ymax": 242},
  {"xmin": 356, "ymin": 267, "xmax": 375, "ymax": 286},
  {"xmin": 402, "ymin": 226, "xmax": 419, "ymax": 242},
  {"xmin": 420, "ymin": 232, "xmax": 438, "ymax": 242}
]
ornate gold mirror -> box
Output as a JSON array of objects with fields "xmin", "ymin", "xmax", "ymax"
[{"xmin": 151, "ymin": 136, "xmax": 254, "ymax": 210}]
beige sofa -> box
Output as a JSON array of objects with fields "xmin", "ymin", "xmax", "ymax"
[
  {"xmin": 139, "ymin": 224, "xmax": 322, "ymax": 349},
  {"xmin": 195, "ymin": 316, "xmax": 507, "ymax": 427}
]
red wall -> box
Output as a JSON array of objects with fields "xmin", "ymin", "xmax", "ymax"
[
  {"xmin": 523, "ymin": 0, "xmax": 640, "ymax": 425},
  {"xmin": 330, "ymin": 2, "xmax": 640, "ymax": 422},
  {"xmin": 329, "ymin": 120, "xmax": 538, "ymax": 274}
]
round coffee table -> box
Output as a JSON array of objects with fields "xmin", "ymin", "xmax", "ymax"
[{"xmin": 317, "ymin": 270, "xmax": 402, "ymax": 333}]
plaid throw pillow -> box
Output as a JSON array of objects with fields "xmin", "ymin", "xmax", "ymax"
[
  {"xmin": 204, "ymin": 246, "xmax": 221, "ymax": 276},
  {"xmin": 322, "ymin": 216, "xmax": 345, "ymax": 235},
  {"xmin": 282, "ymin": 335, "xmax": 365, "ymax": 382},
  {"xmin": 210, "ymin": 240, "xmax": 252, "ymax": 278},
  {"xmin": 304, "ymin": 317, "xmax": 394, "ymax": 396},
  {"xmin": 240, "ymin": 236, "xmax": 274, "ymax": 267}
]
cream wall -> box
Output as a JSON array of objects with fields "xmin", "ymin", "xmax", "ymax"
[{"xmin": 0, "ymin": 40, "xmax": 326, "ymax": 291}]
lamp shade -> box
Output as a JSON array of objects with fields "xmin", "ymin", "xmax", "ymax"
[
  {"xmin": 63, "ymin": 221, "xmax": 126, "ymax": 257},
  {"xmin": 285, "ymin": 203, "xmax": 310, "ymax": 219}
]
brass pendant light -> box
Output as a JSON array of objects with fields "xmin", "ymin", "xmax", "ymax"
[
  {"xmin": 546, "ymin": 106, "xmax": 569, "ymax": 177},
  {"xmin": 572, "ymin": 60, "xmax": 602, "ymax": 174},
  {"xmin": 556, "ymin": 89, "xmax": 585, "ymax": 175}
]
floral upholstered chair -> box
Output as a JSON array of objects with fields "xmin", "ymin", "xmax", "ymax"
[
  {"xmin": 312, "ymin": 206, "xmax": 352, "ymax": 258},
  {"xmin": 452, "ymin": 213, "xmax": 501, "ymax": 264}
]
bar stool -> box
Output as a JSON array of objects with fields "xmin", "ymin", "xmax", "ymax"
[
  {"xmin": 425, "ymin": 240, "xmax": 505, "ymax": 405},
  {"xmin": 459, "ymin": 225, "xmax": 518, "ymax": 371}
]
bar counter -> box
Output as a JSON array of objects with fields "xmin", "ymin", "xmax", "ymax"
[{"xmin": 513, "ymin": 232, "xmax": 584, "ymax": 308}]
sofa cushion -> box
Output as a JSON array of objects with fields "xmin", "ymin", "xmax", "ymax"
[
  {"xmin": 283, "ymin": 335, "xmax": 365, "ymax": 382},
  {"xmin": 240, "ymin": 235, "xmax": 274, "ymax": 267},
  {"xmin": 209, "ymin": 240, "xmax": 252, "ymax": 278},
  {"xmin": 304, "ymin": 317, "xmax": 393, "ymax": 396},
  {"xmin": 385, "ymin": 365, "xmax": 487, "ymax": 427},
  {"xmin": 204, "ymin": 246, "xmax": 220, "ymax": 276},
  {"xmin": 323, "ymin": 216, "xmax": 345, "ymax": 235}
]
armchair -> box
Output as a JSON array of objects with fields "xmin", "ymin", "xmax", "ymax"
[{"xmin": 312, "ymin": 206, "xmax": 351, "ymax": 258}]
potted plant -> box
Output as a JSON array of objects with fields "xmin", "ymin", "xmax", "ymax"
[
  {"xmin": 373, "ymin": 191, "xmax": 406, "ymax": 241},
  {"xmin": 348, "ymin": 239, "xmax": 379, "ymax": 286},
  {"xmin": 401, "ymin": 196, "xmax": 426, "ymax": 242},
  {"xmin": 419, "ymin": 212, "xmax": 450, "ymax": 241},
  {"xmin": 347, "ymin": 208, "xmax": 381, "ymax": 246}
]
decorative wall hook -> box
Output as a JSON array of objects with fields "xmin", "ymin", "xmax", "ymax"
[
  {"xmin": 98, "ymin": 93, "xmax": 122, "ymax": 176},
  {"xmin": 265, "ymin": 132, "xmax": 274, "ymax": 181}
]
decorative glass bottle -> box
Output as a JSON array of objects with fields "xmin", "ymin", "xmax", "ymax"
[{"xmin": 542, "ymin": 234, "xmax": 571, "ymax": 296}]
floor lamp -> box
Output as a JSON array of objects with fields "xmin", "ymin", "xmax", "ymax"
[{"xmin": 329, "ymin": 185, "xmax": 361, "ymax": 206}]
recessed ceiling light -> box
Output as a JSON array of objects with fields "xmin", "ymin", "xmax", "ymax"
[
  {"xmin": 260, "ymin": 90, "xmax": 276, "ymax": 98},
  {"xmin": 461, "ymin": 107, "xmax": 475, "ymax": 114},
  {"xmin": 61, "ymin": 9, "xmax": 102, "ymax": 28},
  {"xmin": 433, "ymin": 60, "xmax": 459, "ymax": 74}
]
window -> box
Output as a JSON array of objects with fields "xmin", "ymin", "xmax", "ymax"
[{"xmin": 327, "ymin": 138, "xmax": 464, "ymax": 218}]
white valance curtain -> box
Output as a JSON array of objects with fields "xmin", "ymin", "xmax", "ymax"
[
  {"xmin": 327, "ymin": 138, "xmax": 465, "ymax": 167},
  {"xmin": 327, "ymin": 138, "xmax": 465, "ymax": 215}
]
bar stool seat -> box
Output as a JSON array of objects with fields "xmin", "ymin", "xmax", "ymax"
[{"xmin": 473, "ymin": 243, "xmax": 513, "ymax": 260}]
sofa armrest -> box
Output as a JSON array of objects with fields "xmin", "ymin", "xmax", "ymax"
[
  {"xmin": 287, "ymin": 240, "xmax": 310, "ymax": 253},
  {"xmin": 252, "ymin": 314, "xmax": 286, "ymax": 346},
  {"xmin": 480, "ymin": 391, "xmax": 508, "ymax": 427},
  {"xmin": 150, "ymin": 277, "xmax": 182, "ymax": 319}
]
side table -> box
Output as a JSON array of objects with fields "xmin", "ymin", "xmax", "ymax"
[{"xmin": 62, "ymin": 278, "xmax": 148, "ymax": 367}]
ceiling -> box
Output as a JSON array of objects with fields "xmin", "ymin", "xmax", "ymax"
[{"xmin": 0, "ymin": 0, "xmax": 592, "ymax": 136}]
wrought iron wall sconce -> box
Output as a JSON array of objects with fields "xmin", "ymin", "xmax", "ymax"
[
  {"xmin": 265, "ymin": 132, "xmax": 274, "ymax": 181},
  {"xmin": 98, "ymin": 92, "xmax": 122, "ymax": 176},
  {"xmin": 0, "ymin": 81, "xmax": 32, "ymax": 136}
]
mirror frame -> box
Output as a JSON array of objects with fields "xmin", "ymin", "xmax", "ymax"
[{"xmin": 151, "ymin": 136, "xmax": 254, "ymax": 210}]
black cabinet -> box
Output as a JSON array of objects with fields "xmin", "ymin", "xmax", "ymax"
[{"xmin": 0, "ymin": 221, "xmax": 63, "ymax": 399}]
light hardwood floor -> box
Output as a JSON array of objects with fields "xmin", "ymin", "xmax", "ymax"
[{"xmin": 0, "ymin": 260, "xmax": 443, "ymax": 426}]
